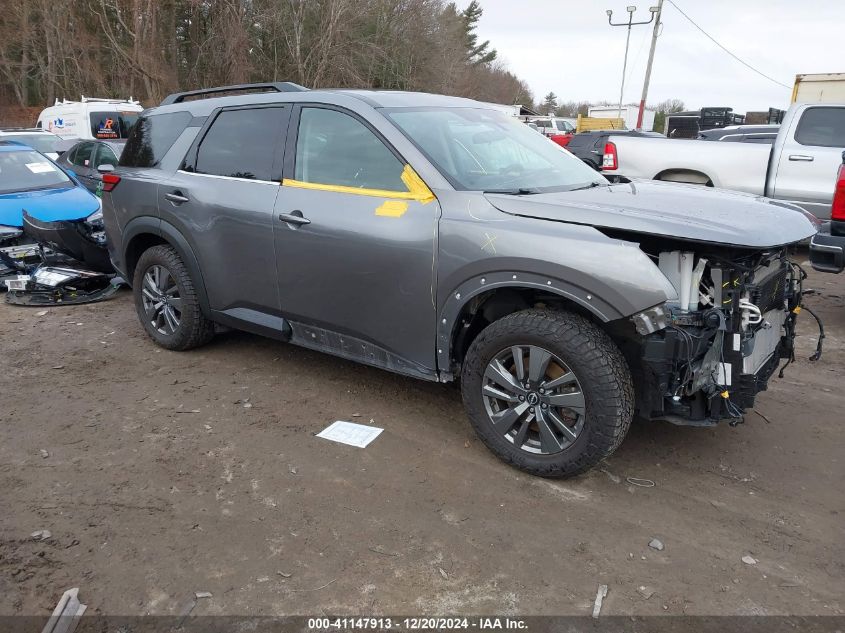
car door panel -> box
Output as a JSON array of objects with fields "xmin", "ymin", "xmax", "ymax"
[
  {"xmin": 272, "ymin": 105, "xmax": 440, "ymax": 378},
  {"xmin": 158, "ymin": 104, "xmax": 290, "ymax": 317},
  {"xmin": 771, "ymin": 105, "xmax": 845, "ymax": 218},
  {"xmin": 69, "ymin": 142, "xmax": 98, "ymax": 190},
  {"xmin": 159, "ymin": 173, "xmax": 282, "ymax": 315}
]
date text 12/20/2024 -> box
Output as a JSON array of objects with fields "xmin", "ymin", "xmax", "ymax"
[{"xmin": 307, "ymin": 618, "xmax": 528, "ymax": 630}]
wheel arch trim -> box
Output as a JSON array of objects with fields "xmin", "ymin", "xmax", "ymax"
[
  {"xmin": 436, "ymin": 271, "xmax": 623, "ymax": 378},
  {"xmin": 122, "ymin": 216, "xmax": 211, "ymax": 316}
]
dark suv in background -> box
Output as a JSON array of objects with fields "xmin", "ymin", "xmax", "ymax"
[{"xmin": 101, "ymin": 82, "xmax": 815, "ymax": 478}]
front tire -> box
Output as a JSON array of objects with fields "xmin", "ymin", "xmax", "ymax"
[
  {"xmin": 133, "ymin": 245, "xmax": 214, "ymax": 351},
  {"xmin": 461, "ymin": 309, "xmax": 633, "ymax": 478}
]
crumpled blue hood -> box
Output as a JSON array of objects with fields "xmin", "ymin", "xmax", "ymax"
[{"xmin": 0, "ymin": 185, "xmax": 100, "ymax": 228}]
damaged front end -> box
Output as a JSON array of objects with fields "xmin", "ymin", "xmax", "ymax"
[
  {"xmin": 1, "ymin": 209, "xmax": 118, "ymax": 305},
  {"xmin": 21, "ymin": 209, "xmax": 112, "ymax": 273},
  {"xmin": 629, "ymin": 246, "xmax": 816, "ymax": 427}
]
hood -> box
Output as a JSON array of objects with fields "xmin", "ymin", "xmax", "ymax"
[
  {"xmin": 485, "ymin": 180, "xmax": 817, "ymax": 248},
  {"xmin": 0, "ymin": 185, "xmax": 100, "ymax": 228}
]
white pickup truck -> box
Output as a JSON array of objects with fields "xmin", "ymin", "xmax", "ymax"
[{"xmin": 601, "ymin": 102, "xmax": 845, "ymax": 219}]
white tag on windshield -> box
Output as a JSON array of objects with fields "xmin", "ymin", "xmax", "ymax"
[{"xmin": 26, "ymin": 162, "xmax": 54, "ymax": 174}]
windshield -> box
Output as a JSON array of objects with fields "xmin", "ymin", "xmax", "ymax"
[
  {"xmin": 0, "ymin": 149, "xmax": 71, "ymax": 194},
  {"xmin": 3, "ymin": 134, "xmax": 60, "ymax": 154},
  {"xmin": 555, "ymin": 121, "xmax": 572, "ymax": 132},
  {"xmin": 89, "ymin": 111, "xmax": 140, "ymax": 139},
  {"xmin": 387, "ymin": 108, "xmax": 606, "ymax": 192}
]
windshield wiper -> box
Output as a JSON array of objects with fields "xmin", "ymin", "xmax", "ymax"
[
  {"xmin": 482, "ymin": 188, "xmax": 541, "ymax": 195},
  {"xmin": 568, "ymin": 182, "xmax": 606, "ymax": 191}
]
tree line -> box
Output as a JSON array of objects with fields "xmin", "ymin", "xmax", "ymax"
[{"xmin": 0, "ymin": 0, "xmax": 533, "ymax": 108}]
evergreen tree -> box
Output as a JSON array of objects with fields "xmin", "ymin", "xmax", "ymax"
[{"xmin": 461, "ymin": 1, "xmax": 496, "ymax": 65}]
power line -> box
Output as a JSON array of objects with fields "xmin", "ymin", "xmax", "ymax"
[{"xmin": 665, "ymin": 0, "xmax": 792, "ymax": 90}]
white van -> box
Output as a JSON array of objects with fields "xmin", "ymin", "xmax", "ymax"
[{"xmin": 36, "ymin": 96, "xmax": 143, "ymax": 141}]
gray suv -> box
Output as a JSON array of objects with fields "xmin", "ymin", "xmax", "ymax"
[{"xmin": 102, "ymin": 82, "xmax": 816, "ymax": 477}]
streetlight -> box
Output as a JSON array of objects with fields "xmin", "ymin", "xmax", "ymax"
[{"xmin": 606, "ymin": 5, "xmax": 658, "ymax": 123}]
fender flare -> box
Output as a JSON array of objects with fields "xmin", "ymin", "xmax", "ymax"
[
  {"xmin": 436, "ymin": 270, "xmax": 625, "ymax": 375},
  {"xmin": 122, "ymin": 216, "xmax": 211, "ymax": 316}
]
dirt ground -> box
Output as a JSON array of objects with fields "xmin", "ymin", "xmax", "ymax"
[{"xmin": 1, "ymin": 258, "xmax": 843, "ymax": 618}]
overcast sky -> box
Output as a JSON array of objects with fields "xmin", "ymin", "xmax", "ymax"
[{"xmin": 472, "ymin": 0, "xmax": 841, "ymax": 113}]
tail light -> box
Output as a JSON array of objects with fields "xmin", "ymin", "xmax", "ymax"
[
  {"xmin": 602, "ymin": 142, "xmax": 618, "ymax": 170},
  {"xmin": 101, "ymin": 173, "xmax": 121, "ymax": 192},
  {"xmin": 832, "ymin": 162, "xmax": 845, "ymax": 222}
]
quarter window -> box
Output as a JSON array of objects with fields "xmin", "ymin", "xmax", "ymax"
[
  {"xmin": 194, "ymin": 108, "xmax": 285, "ymax": 181},
  {"xmin": 795, "ymin": 107, "xmax": 845, "ymax": 147},
  {"xmin": 294, "ymin": 107, "xmax": 407, "ymax": 191},
  {"xmin": 93, "ymin": 145, "xmax": 118, "ymax": 168},
  {"xmin": 121, "ymin": 111, "xmax": 192, "ymax": 168}
]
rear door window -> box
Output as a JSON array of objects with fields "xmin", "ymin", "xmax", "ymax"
[
  {"xmin": 795, "ymin": 107, "xmax": 845, "ymax": 147},
  {"xmin": 193, "ymin": 107, "xmax": 286, "ymax": 181},
  {"xmin": 70, "ymin": 142, "xmax": 95, "ymax": 167},
  {"xmin": 89, "ymin": 111, "xmax": 139, "ymax": 139},
  {"xmin": 121, "ymin": 111, "xmax": 192, "ymax": 168},
  {"xmin": 293, "ymin": 107, "xmax": 406, "ymax": 191}
]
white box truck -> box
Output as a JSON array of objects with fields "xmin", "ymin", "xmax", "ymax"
[
  {"xmin": 588, "ymin": 105, "xmax": 655, "ymax": 131},
  {"xmin": 792, "ymin": 73, "xmax": 845, "ymax": 104}
]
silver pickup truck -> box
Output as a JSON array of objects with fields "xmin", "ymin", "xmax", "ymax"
[{"xmin": 601, "ymin": 102, "xmax": 845, "ymax": 219}]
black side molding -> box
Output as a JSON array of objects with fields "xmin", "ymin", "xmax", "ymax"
[{"xmin": 160, "ymin": 82, "xmax": 308, "ymax": 106}]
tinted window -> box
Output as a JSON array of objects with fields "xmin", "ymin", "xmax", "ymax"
[
  {"xmin": 89, "ymin": 111, "xmax": 139, "ymax": 139},
  {"xmin": 0, "ymin": 149, "xmax": 70, "ymax": 194},
  {"xmin": 795, "ymin": 107, "xmax": 845, "ymax": 147},
  {"xmin": 295, "ymin": 108, "xmax": 406, "ymax": 191},
  {"xmin": 121, "ymin": 111, "xmax": 192, "ymax": 168},
  {"xmin": 70, "ymin": 142, "xmax": 95, "ymax": 167},
  {"xmin": 194, "ymin": 108, "xmax": 285, "ymax": 181}
]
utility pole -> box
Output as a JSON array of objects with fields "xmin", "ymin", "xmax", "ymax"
[
  {"xmin": 636, "ymin": 0, "xmax": 664, "ymax": 130},
  {"xmin": 606, "ymin": 5, "xmax": 658, "ymax": 124}
]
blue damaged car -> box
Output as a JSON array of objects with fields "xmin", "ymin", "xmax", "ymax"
[{"xmin": 0, "ymin": 142, "xmax": 111, "ymax": 278}]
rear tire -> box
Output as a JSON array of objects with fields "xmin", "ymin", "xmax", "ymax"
[
  {"xmin": 133, "ymin": 245, "xmax": 214, "ymax": 351},
  {"xmin": 461, "ymin": 309, "xmax": 633, "ymax": 478}
]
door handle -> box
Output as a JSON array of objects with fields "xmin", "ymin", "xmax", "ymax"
[
  {"xmin": 788, "ymin": 154, "xmax": 814, "ymax": 162},
  {"xmin": 279, "ymin": 211, "xmax": 311, "ymax": 226},
  {"xmin": 165, "ymin": 191, "xmax": 189, "ymax": 204}
]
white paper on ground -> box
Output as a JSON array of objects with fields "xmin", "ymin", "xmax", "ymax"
[{"xmin": 316, "ymin": 421, "xmax": 384, "ymax": 448}]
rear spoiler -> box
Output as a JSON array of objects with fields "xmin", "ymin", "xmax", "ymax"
[{"xmin": 160, "ymin": 82, "xmax": 308, "ymax": 106}]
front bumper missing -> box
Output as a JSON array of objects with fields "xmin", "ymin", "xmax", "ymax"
[{"xmin": 636, "ymin": 255, "xmax": 806, "ymax": 427}]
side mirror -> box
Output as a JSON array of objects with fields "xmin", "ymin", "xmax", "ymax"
[{"xmin": 97, "ymin": 164, "xmax": 115, "ymax": 174}]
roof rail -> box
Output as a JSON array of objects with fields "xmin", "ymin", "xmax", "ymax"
[
  {"xmin": 160, "ymin": 82, "xmax": 308, "ymax": 106},
  {"xmin": 53, "ymin": 96, "xmax": 140, "ymax": 106},
  {"xmin": 0, "ymin": 127, "xmax": 45, "ymax": 132}
]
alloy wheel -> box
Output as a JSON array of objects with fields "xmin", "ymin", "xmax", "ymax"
[
  {"xmin": 141, "ymin": 265, "xmax": 182, "ymax": 335},
  {"xmin": 481, "ymin": 345, "xmax": 586, "ymax": 455}
]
